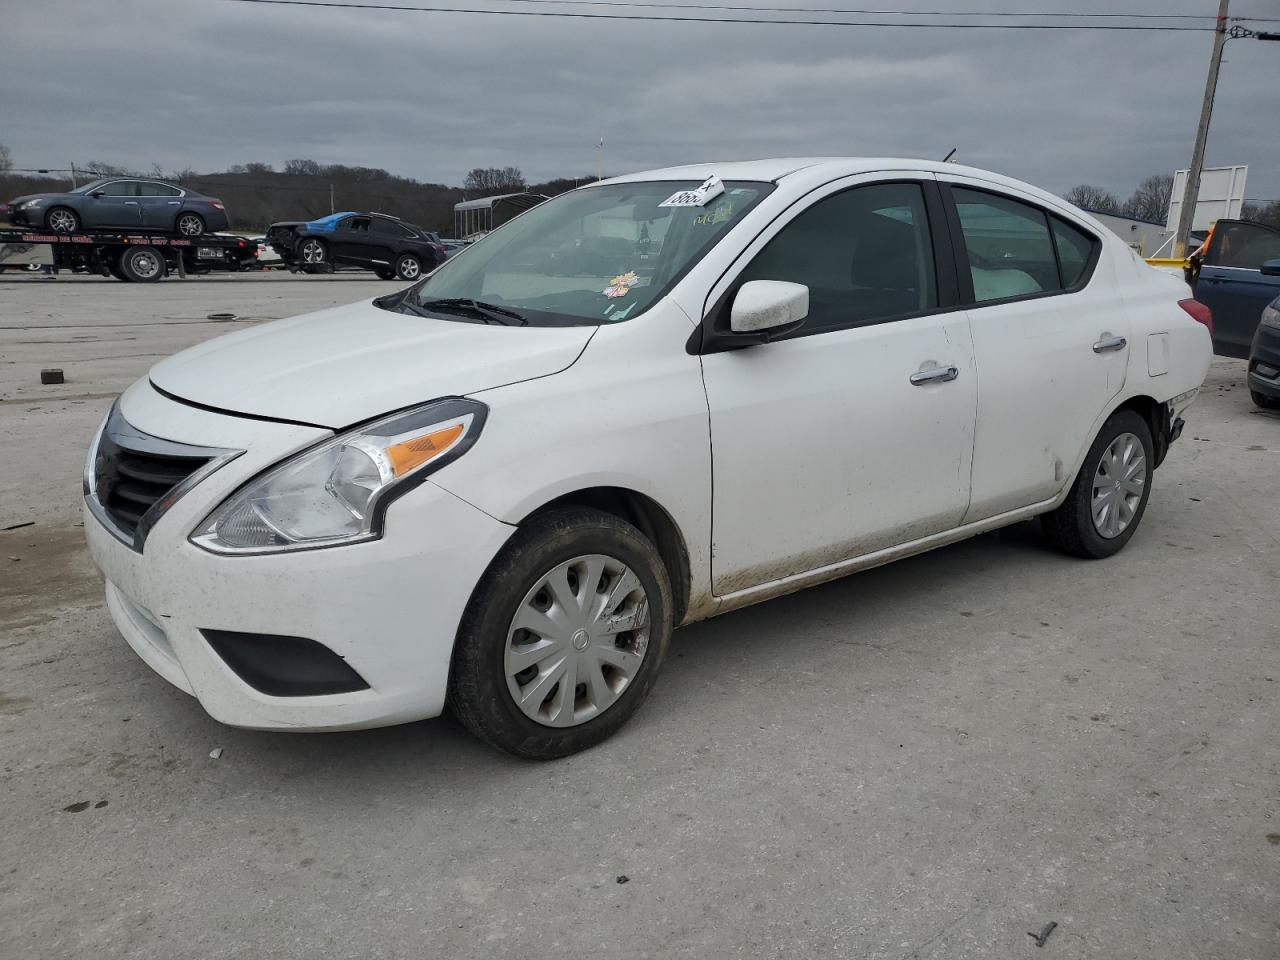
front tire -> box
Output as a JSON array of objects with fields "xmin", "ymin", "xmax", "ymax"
[
  {"xmin": 394, "ymin": 253, "xmax": 423, "ymax": 281},
  {"xmin": 45, "ymin": 207, "xmax": 79, "ymax": 233},
  {"xmin": 449, "ymin": 508, "xmax": 673, "ymax": 760},
  {"xmin": 298, "ymin": 237, "xmax": 327, "ymax": 268},
  {"xmin": 1041, "ymin": 409, "xmax": 1154, "ymax": 559},
  {"xmin": 175, "ymin": 212, "xmax": 205, "ymax": 236}
]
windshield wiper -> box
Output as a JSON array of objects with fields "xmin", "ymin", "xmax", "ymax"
[{"xmin": 417, "ymin": 297, "xmax": 528, "ymax": 326}]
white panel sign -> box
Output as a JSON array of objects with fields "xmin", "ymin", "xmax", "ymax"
[
  {"xmin": 1167, "ymin": 165, "xmax": 1248, "ymax": 232},
  {"xmin": 660, "ymin": 176, "xmax": 726, "ymax": 208}
]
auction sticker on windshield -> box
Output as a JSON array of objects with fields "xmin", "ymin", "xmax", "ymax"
[{"xmin": 659, "ymin": 176, "xmax": 725, "ymax": 208}]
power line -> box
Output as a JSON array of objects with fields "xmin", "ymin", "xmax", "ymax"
[
  {"xmin": 441, "ymin": 0, "xmax": 1223, "ymax": 18},
  {"xmin": 218, "ymin": 0, "xmax": 1215, "ymax": 29}
]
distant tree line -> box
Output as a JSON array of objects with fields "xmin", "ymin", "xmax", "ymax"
[
  {"xmin": 0, "ymin": 145, "xmax": 592, "ymax": 235},
  {"xmin": 1064, "ymin": 172, "xmax": 1280, "ymax": 228}
]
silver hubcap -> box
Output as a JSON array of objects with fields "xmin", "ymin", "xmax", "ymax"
[
  {"xmin": 1091, "ymin": 432, "xmax": 1146, "ymax": 538},
  {"xmin": 177, "ymin": 215, "xmax": 201, "ymax": 235},
  {"xmin": 301, "ymin": 240, "xmax": 324, "ymax": 263},
  {"xmin": 130, "ymin": 251, "xmax": 160, "ymax": 279},
  {"xmin": 49, "ymin": 210, "xmax": 75, "ymax": 231},
  {"xmin": 400, "ymin": 258, "xmax": 419, "ymax": 278},
  {"xmin": 504, "ymin": 554, "xmax": 650, "ymax": 728}
]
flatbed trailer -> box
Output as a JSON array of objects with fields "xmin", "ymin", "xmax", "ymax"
[{"xmin": 0, "ymin": 227, "xmax": 257, "ymax": 282}]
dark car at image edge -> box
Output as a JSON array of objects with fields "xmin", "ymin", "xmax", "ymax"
[
  {"xmin": 266, "ymin": 211, "xmax": 446, "ymax": 281},
  {"xmin": 3, "ymin": 178, "xmax": 228, "ymax": 236}
]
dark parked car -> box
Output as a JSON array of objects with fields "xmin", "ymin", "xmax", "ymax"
[
  {"xmin": 1248, "ymin": 293, "xmax": 1280, "ymax": 410},
  {"xmin": 4, "ymin": 178, "xmax": 228, "ymax": 236},
  {"xmin": 1192, "ymin": 218, "xmax": 1280, "ymax": 358},
  {"xmin": 266, "ymin": 211, "xmax": 446, "ymax": 281}
]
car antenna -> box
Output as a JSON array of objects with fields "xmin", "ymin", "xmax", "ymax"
[{"xmin": 942, "ymin": 148, "xmax": 957, "ymax": 163}]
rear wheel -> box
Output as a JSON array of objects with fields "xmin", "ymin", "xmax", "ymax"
[
  {"xmin": 449, "ymin": 508, "xmax": 673, "ymax": 759},
  {"xmin": 175, "ymin": 212, "xmax": 205, "ymax": 237},
  {"xmin": 1041, "ymin": 409, "xmax": 1153, "ymax": 559},
  {"xmin": 298, "ymin": 237, "xmax": 327, "ymax": 267},
  {"xmin": 1251, "ymin": 389, "xmax": 1280, "ymax": 410},
  {"xmin": 119, "ymin": 245, "xmax": 165, "ymax": 283},
  {"xmin": 395, "ymin": 253, "xmax": 423, "ymax": 281},
  {"xmin": 45, "ymin": 207, "xmax": 79, "ymax": 233}
]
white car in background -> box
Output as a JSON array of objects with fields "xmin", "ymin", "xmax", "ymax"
[{"xmin": 84, "ymin": 158, "xmax": 1212, "ymax": 758}]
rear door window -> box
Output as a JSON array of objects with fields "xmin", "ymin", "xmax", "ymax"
[
  {"xmin": 952, "ymin": 188, "xmax": 1059, "ymax": 302},
  {"xmin": 1206, "ymin": 221, "xmax": 1280, "ymax": 269},
  {"xmin": 138, "ymin": 182, "xmax": 181, "ymax": 197}
]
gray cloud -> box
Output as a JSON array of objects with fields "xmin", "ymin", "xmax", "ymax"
[{"xmin": 2, "ymin": 0, "xmax": 1277, "ymax": 201}]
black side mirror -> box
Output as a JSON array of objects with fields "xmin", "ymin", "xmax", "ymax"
[
  {"xmin": 90, "ymin": 190, "xmax": 105, "ymax": 198},
  {"xmin": 1260, "ymin": 259, "xmax": 1280, "ymax": 277}
]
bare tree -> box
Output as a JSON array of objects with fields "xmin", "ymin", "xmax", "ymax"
[
  {"xmin": 244, "ymin": 161, "xmax": 275, "ymax": 175},
  {"xmin": 1122, "ymin": 173, "xmax": 1174, "ymax": 224},
  {"xmin": 0, "ymin": 143, "xmax": 12, "ymax": 173},
  {"xmin": 284, "ymin": 158, "xmax": 322, "ymax": 176},
  {"xmin": 464, "ymin": 166, "xmax": 526, "ymax": 196},
  {"xmin": 1064, "ymin": 184, "xmax": 1121, "ymax": 214}
]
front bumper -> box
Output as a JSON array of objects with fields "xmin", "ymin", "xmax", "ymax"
[
  {"xmin": 84, "ymin": 380, "xmax": 515, "ymax": 731},
  {"xmin": 1248, "ymin": 323, "xmax": 1280, "ymax": 400}
]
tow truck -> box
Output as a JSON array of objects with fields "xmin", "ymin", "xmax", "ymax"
[{"xmin": 0, "ymin": 226, "xmax": 257, "ymax": 282}]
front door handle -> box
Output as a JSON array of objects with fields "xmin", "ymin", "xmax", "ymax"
[
  {"xmin": 910, "ymin": 364, "xmax": 960, "ymax": 385},
  {"xmin": 1093, "ymin": 335, "xmax": 1127, "ymax": 353}
]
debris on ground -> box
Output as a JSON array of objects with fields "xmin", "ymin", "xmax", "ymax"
[
  {"xmin": 1027, "ymin": 921, "xmax": 1057, "ymax": 947},
  {"xmin": 40, "ymin": 368, "xmax": 64, "ymax": 384},
  {"xmin": 2, "ymin": 521, "xmax": 35, "ymax": 532},
  {"xmin": 209, "ymin": 747, "xmax": 224, "ymax": 760},
  {"xmin": 615, "ymin": 875, "xmax": 630, "ymax": 884},
  {"xmin": 62, "ymin": 801, "xmax": 90, "ymax": 813}
]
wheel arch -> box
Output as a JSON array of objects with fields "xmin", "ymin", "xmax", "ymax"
[
  {"xmin": 518, "ymin": 486, "xmax": 692, "ymax": 625},
  {"xmin": 1110, "ymin": 394, "xmax": 1171, "ymax": 467}
]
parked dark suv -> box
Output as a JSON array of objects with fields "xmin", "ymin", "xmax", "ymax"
[
  {"xmin": 3, "ymin": 178, "xmax": 228, "ymax": 236},
  {"xmin": 266, "ymin": 212, "xmax": 446, "ymax": 280}
]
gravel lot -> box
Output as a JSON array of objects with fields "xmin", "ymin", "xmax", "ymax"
[{"xmin": 1, "ymin": 272, "xmax": 1277, "ymax": 960}]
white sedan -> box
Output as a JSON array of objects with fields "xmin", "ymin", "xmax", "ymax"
[{"xmin": 83, "ymin": 158, "xmax": 1212, "ymax": 758}]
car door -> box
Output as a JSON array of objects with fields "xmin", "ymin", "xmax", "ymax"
[
  {"xmin": 137, "ymin": 181, "xmax": 184, "ymax": 230},
  {"xmin": 84, "ymin": 180, "xmax": 142, "ymax": 228},
  {"xmin": 699, "ymin": 177, "xmax": 977, "ymax": 595},
  {"xmin": 331, "ymin": 216, "xmax": 372, "ymax": 266},
  {"xmin": 936, "ymin": 178, "xmax": 1128, "ymax": 522},
  {"xmin": 366, "ymin": 217, "xmax": 402, "ymax": 269},
  {"xmin": 1194, "ymin": 219, "xmax": 1280, "ymax": 358}
]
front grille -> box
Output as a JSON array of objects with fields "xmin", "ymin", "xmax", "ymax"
[
  {"xmin": 96, "ymin": 434, "xmax": 209, "ymax": 536},
  {"xmin": 88, "ymin": 403, "xmax": 238, "ymax": 550}
]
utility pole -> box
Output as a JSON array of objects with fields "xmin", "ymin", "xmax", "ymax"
[
  {"xmin": 329, "ymin": 183, "xmax": 335, "ymax": 215},
  {"xmin": 69, "ymin": 161, "xmax": 78, "ymax": 189},
  {"xmin": 596, "ymin": 137, "xmax": 604, "ymax": 182},
  {"xmin": 1174, "ymin": 0, "xmax": 1229, "ymax": 257}
]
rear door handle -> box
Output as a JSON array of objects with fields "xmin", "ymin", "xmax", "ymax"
[
  {"xmin": 1093, "ymin": 335, "xmax": 1127, "ymax": 353},
  {"xmin": 167, "ymin": 201, "xmax": 180, "ymax": 205},
  {"xmin": 910, "ymin": 364, "xmax": 960, "ymax": 385}
]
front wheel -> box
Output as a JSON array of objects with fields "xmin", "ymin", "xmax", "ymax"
[
  {"xmin": 298, "ymin": 237, "xmax": 327, "ymax": 267},
  {"xmin": 45, "ymin": 207, "xmax": 79, "ymax": 233},
  {"xmin": 449, "ymin": 508, "xmax": 673, "ymax": 759},
  {"xmin": 1041, "ymin": 409, "xmax": 1154, "ymax": 559}
]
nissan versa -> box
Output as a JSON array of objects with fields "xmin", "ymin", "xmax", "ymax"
[{"xmin": 84, "ymin": 159, "xmax": 1213, "ymax": 758}]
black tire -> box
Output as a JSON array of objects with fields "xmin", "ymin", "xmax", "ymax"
[
  {"xmin": 448, "ymin": 508, "xmax": 674, "ymax": 760},
  {"xmin": 1251, "ymin": 389, "xmax": 1280, "ymax": 410},
  {"xmin": 375, "ymin": 267, "xmax": 396, "ymax": 280},
  {"xmin": 175, "ymin": 212, "xmax": 205, "ymax": 237},
  {"xmin": 298, "ymin": 237, "xmax": 327, "ymax": 268},
  {"xmin": 107, "ymin": 257, "xmax": 128, "ymax": 281},
  {"xmin": 45, "ymin": 206, "xmax": 79, "ymax": 234},
  {"xmin": 1041, "ymin": 409, "xmax": 1154, "ymax": 559},
  {"xmin": 394, "ymin": 253, "xmax": 423, "ymax": 281},
  {"xmin": 118, "ymin": 245, "xmax": 165, "ymax": 283}
]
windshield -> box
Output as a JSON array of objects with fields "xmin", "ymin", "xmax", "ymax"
[{"xmin": 407, "ymin": 180, "xmax": 771, "ymax": 326}]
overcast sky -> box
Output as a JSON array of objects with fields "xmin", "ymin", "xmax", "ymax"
[{"xmin": 3, "ymin": 0, "xmax": 1278, "ymax": 202}]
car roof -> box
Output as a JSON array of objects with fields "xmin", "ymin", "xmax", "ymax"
[{"xmin": 599, "ymin": 157, "xmax": 1022, "ymax": 187}]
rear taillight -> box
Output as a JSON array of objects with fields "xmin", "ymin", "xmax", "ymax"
[
  {"xmin": 1179, "ymin": 298, "xmax": 1213, "ymax": 335},
  {"xmin": 210, "ymin": 199, "xmax": 225, "ymax": 210}
]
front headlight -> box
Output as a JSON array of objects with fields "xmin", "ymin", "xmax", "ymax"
[
  {"xmin": 1262, "ymin": 300, "xmax": 1280, "ymax": 330},
  {"xmin": 191, "ymin": 398, "xmax": 486, "ymax": 555},
  {"xmin": 19, "ymin": 199, "xmax": 44, "ymax": 210}
]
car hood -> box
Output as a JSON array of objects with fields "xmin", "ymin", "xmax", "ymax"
[{"xmin": 149, "ymin": 298, "xmax": 597, "ymax": 429}]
